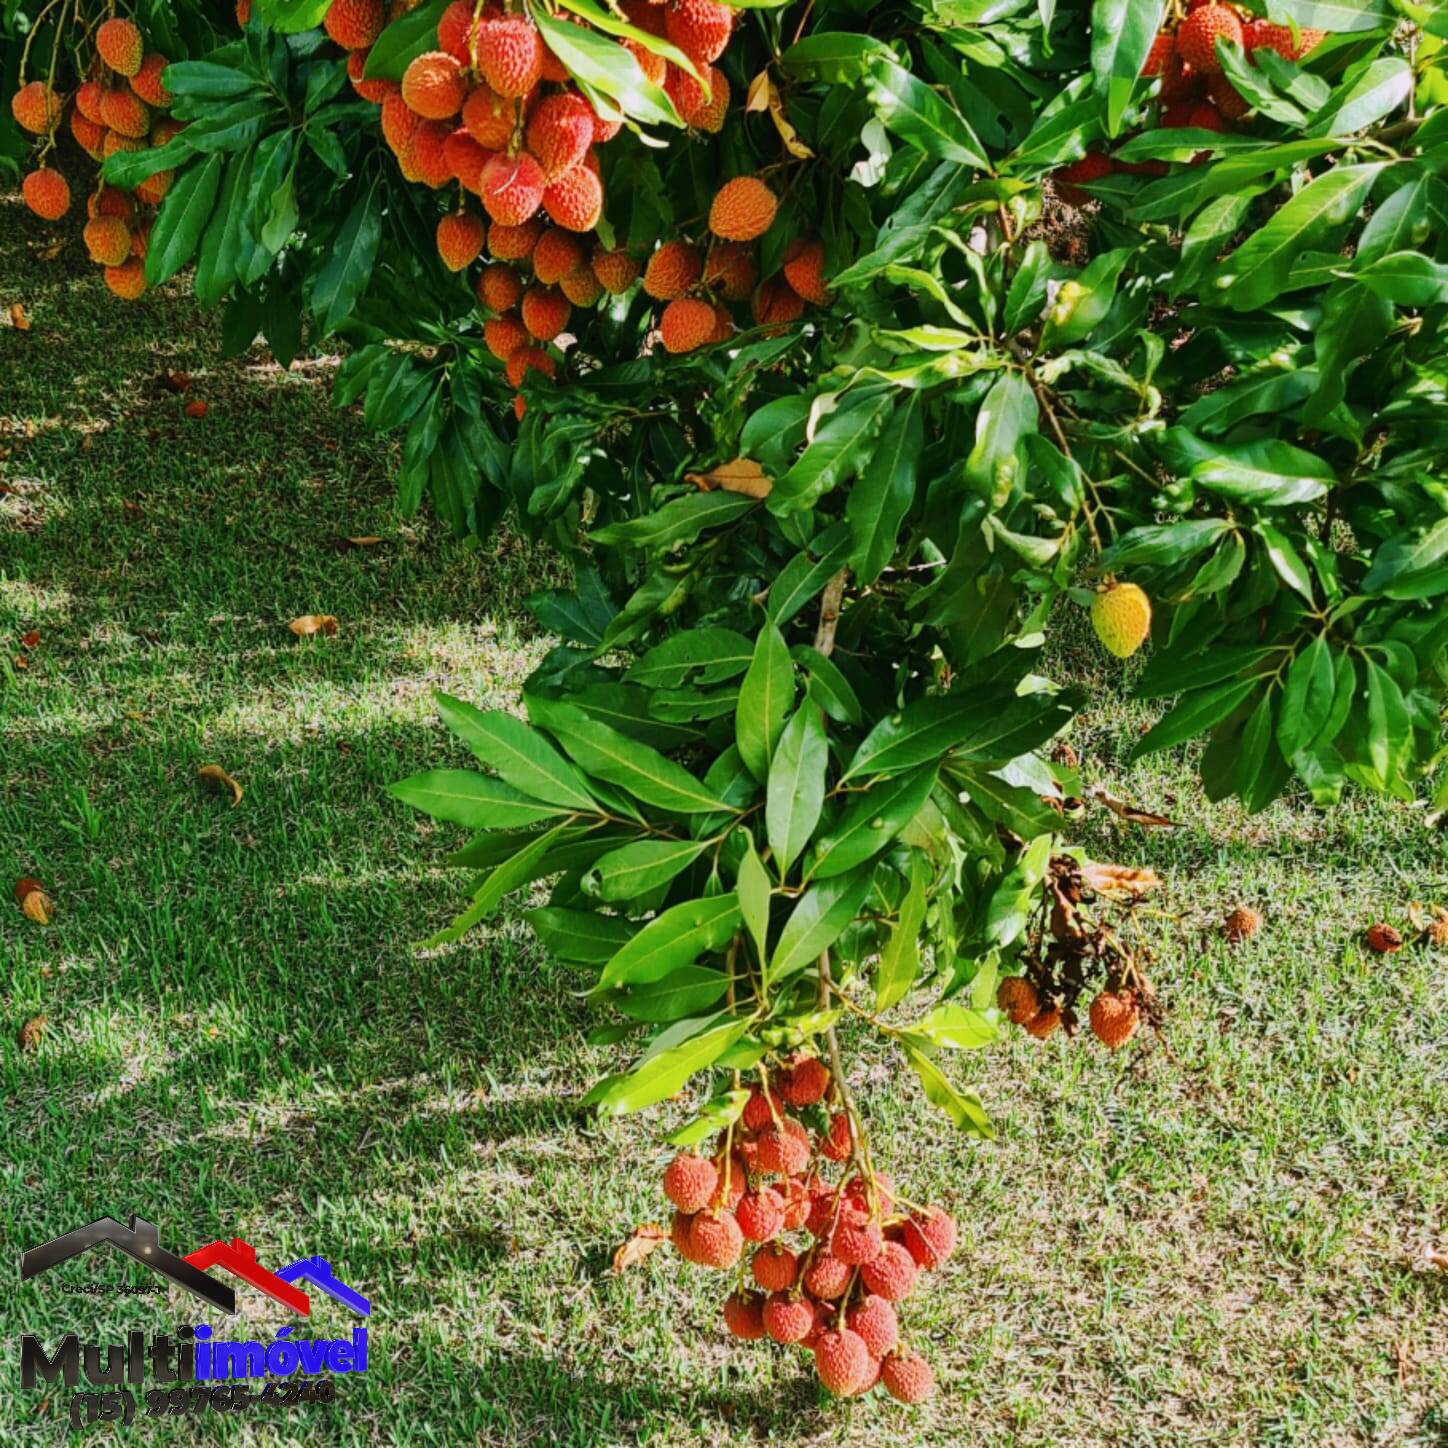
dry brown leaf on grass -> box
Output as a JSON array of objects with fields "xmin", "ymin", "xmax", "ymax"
[
  {"xmin": 10, "ymin": 302, "xmax": 31, "ymax": 331},
  {"xmin": 611, "ymin": 1224, "xmax": 668, "ymax": 1272},
  {"xmin": 197, "ymin": 764, "xmax": 243, "ymax": 806},
  {"xmin": 1080, "ymin": 862, "xmax": 1162, "ymax": 901},
  {"xmin": 344, "ymin": 536, "xmax": 382, "ymax": 548},
  {"xmin": 685, "ymin": 458, "xmax": 771, "ymax": 499},
  {"xmin": 289, "ymin": 614, "xmax": 339, "ymax": 637},
  {"xmin": 18, "ymin": 1015, "xmax": 47, "ymax": 1051},
  {"xmin": 1085, "ymin": 785, "xmax": 1179, "ymax": 828},
  {"xmin": 14, "ymin": 878, "xmax": 53, "ymax": 924},
  {"xmin": 1428, "ymin": 1248, "xmax": 1448, "ymax": 1272}
]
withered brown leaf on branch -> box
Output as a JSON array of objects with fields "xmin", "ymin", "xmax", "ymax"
[{"xmin": 684, "ymin": 458, "xmax": 771, "ymax": 499}]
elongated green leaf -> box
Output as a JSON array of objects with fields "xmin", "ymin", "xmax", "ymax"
[
  {"xmin": 1099, "ymin": 518, "xmax": 1234, "ymax": 568},
  {"xmin": 983, "ymin": 833, "xmax": 1052, "ymax": 947},
  {"xmin": 534, "ymin": 10, "xmax": 681, "ymax": 127},
  {"xmin": 192, "ymin": 152, "xmax": 251, "ymax": 308},
  {"xmin": 587, "ymin": 838, "xmax": 707, "ymax": 902},
  {"xmin": 909, "ymin": 1003, "xmax": 1000, "ymax": 1049},
  {"xmin": 665, "ymin": 1089, "xmax": 752, "ymax": 1146},
  {"xmin": 1305, "ymin": 57, "xmax": 1411, "ymax": 137},
  {"xmin": 1130, "ymin": 677, "xmax": 1260, "ymax": 759},
  {"xmin": 389, "ymin": 769, "xmax": 570, "ymax": 829},
  {"xmin": 865, "ymin": 56, "xmax": 989, "ymax": 169},
  {"xmin": 769, "ymin": 388, "xmax": 894, "ymax": 516},
  {"xmin": 813, "ymin": 765, "xmax": 937, "ymax": 880},
  {"xmin": 588, "ymin": 1017, "xmax": 749, "ymax": 1115},
  {"xmin": 364, "ymin": 0, "xmax": 450, "ymax": 78},
  {"xmin": 736, "ymin": 622, "xmax": 794, "ymax": 781},
  {"xmin": 145, "ymin": 153, "xmax": 223, "ymax": 286},
  {"xmin": 766, "ymin": 706, "xmax": 828, "ymax": 878},
  {"xmin": 614, "ymin": 966, "xmax": 730, "ymax": 1022},
  {"xmin": 627, "ymin": 628, "xmax": 753, "ymax": 688},
  {"xmin": 590, "ymin": 492, "xmax": 756, "ymax": 548},
  {"xmin": 435, "ymin": 692, "xmax": 596, "ymax": 811},
  {"xmin": 792, "ymin": 646, "xmax": 863, "ymax": 725},
  {"xmin": 525, "ymin": 906, "xmax": 634, "ymax": 963},
  {"xmin": 767, "ymin": 869, "xmax": 874, "ymax": 988},
  {"xmin": 875, "ymin": 852, "xmax": 929, "ymax": 1011},
  {"xmin": 312, "ymin": 181, "xmax": 381, "ymax": 335},
  {"xmin": 1191, "ymin": 442, "xmax": 1334, "ymax": 506},
  {"xmin": 1091, "ymin": 0, "xmax": 1164, "ymax": 137},
  {"xmin": 737, "ymin": 838, "xmax": 772, "ymax": 968},
  {"xmin": 780, "ymin": 33, "xmax": 891, "ymax": 83},
  {"xmin": 422, "ymin": 822, "xmax": 573, "ymax": 947},
  {"xmin": 600, "ymin": 894, "xmax": 741, "ymax": 987},
  {"xmin": 1268, "ymin": 0, "xmax": 1390, "ymax": 34},
  {"xmin": 554, "ymin": 0, "xmax": 704, "ymax": 80},
  {"xmin": 1277, "ymin": 634, "xmax": 1336, "ymax": 760},
  {"xmin": 904, "ymin": 1044, "xmax": 994, "ymax": 1136}
]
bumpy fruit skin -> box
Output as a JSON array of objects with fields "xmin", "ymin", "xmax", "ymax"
[
  {"xmin": 521, "ymin": 284, "xmax": 571, "ymax": 342},
  {"xmin": 622, "ymin": 37, "xmax": 667, "ymax": 86},
  {"xmin": 755, "ymin": 1118, "xmax": 810, "ymax": 1176},
  {"xmin": 89, "ymin": 186, "xmax": 135, "ymax": 222},
  {"xmin": 479, "ymin": 152, "xmax": 545, "ymax": 226},
  {"xmin": 504, "ymin": 345, "xmax": 556, "ymax": 388},
  {"xmin": 436, "ymin": 211, "xmax": 485, "ymax": 270},
  {"xmin": 860, "ymin": 1240, "xmax": 917, "ymax": 1302},
  {"xmin": 803, "ymin": 1253, "xmax": 851, "ymax": 1300},
  {"xmin": 778, "ymin": 1054, "xmax": 829, "ymax": 1107},
  {"xmin": 1089, "ymin": 990, "xmax": 1141, "ymax": 1050},
  {"xmin": 882, "ymin": 1349, "xmax": 935, "ymax": 1404},
  {"xmin": 71, "ymin": 111, "xmax": 107, "ymax": 159},
  {"xmin": 687, "ymin": 1210, "xmax": 743, "ymax": 1269},
  {"xmin": 443, "ymin": 127, "xmax": 490, "ymax": 188},
  {"xmin": 84, "ymin": 216, "xmax": 132, "ymax": 266},
  {"xmin": 484, "ymin": 311, "xmax": 528, "ymax": 361},
  {"xmin": 1142, "ymin": 30, "xmax": 1175, "ymax": 76},
  {"xmin": 1024, "ymin": 1003, "xmax": 1062, "ymax": 1039},
  {"xmin": 659, "ymin": 297, "xmax": 716, "ymax": 354},
  {"xmin": 130, "ymin": 53, "xmax": 173, "ymax": 109},
  {"xmin": 488, "ymin": 219, "xmax": 542, "ymax": 261},
  {"xmin": 819, "ymin": 1109, "xmax": 852, "ymax": 1163},
  {"xmin": 1176, "ymin": 4, "xmax": 1243, "ymax": 74},
  {"xmin": 1223, "ymin": 906, "xmax": 1262, "ymax": 943},
  {"xmin": 97, "ymin": 17, "xmax": 144, "ymax": 76},
  {"xmin": 643, "ymin": 240, "xmax": 703, "ymax": 300},
  {"xmin": 782, "ymin": 238, "xmax": 831, "ymax": 305},
  {"xmin": 406, "ymin": 119, "xmax": 454, "ymax": 187},
  {"xmin": 477, "ymin": 262, "xmax": 523, "ymax": 313},
  {"xmin": 526, "ymin": 91, "xmax": 595, "ymax": 181},
  {"xmin": 403, "ymin": 51, "xmax": 466, "ymax": 119},
  {"xmin": 532, "ymin": 228, "xmax": 585, "ymax": 285},
  {"xmin": 722, "ymin": 1289, "xmax": 766, "ymax": 1340},
  {"xmin": 324, "ymin": 0, "xmax": 384, "ymax": 49},
  {"xmin": 101, "ymin": 88, "xmax": 151, "ymax": 139},
  {"xmin": 1206, "ymin": 72, "xmax": 1250, "ymax": 119},
  {"xmin": 735, "ymin": 1187, "xmax": 785, "ymax": 1243},
  {"xmin": 1364, "ymin": 922, "xmax": 1403, "ymax": 955},
  {"xmin": 902, "ymin": 1207, "xmax": 956, "ymax": 1269},
  {"xmin": 666, "ymin": 62, "xmax": 728, "ymax": 131},
  {"xmin": 762, "ymin": 1291, "xmax": 815, "ymax": 1344},
  {"xmin": 814, "ymin": 1328, "xmax": 872, "ymax": 1396},
  {"xmin": 103, "ymin": 131, "xmax": 144, "ymax": 158},
  {"xmin": 751, "ymin": 1241, "xmax": 798, "ymax": 1292},
  {"xmin": 105, "ymin": 257, "xmax": 147, "ymax": 299},
  {"xmin": 11, "ymin": 81, "xmax": 61, "ymax": 134},
  {"xmin": 381, "ymin": 92, "xmax": 421, "ymax": 154},
  {"xmin": 462, "ymin": 84, "xmax": 519, "ymax": 150},
  {"xmin": 700, "ymin": 241, "xmax": 753, "ymax": 302},
  {"xmin": 76, "ymin": 81, "xmax": 108, "ymax": 124},
  {"xmin": 997, "ymin": 975, "xmax": 1041, "ymax": 1026},
  {"xmin": 1091, "ymin": 582, "xmax": 1151, "ymax": 659},
  {"xmin": 1053, "ymin": 152, "xmax": 1113, "ymax": 206},
  {"xmin": 477, "ymin": 16, "xmax": 543, "ymax": 98},
  {"xmin": 22, "ymin": 168, "xmax": 70, "ymax": 221},
  {"xmin": 831, "ymin": 1218, "xmax": 883, "ymax": 1266},
  {"xmin": 559, "ymin": 265, "xmax": 602, "ymax": 307},
  {"xmin": 1243, "ymin": 20, "xmax": 1325, "ymax": 61},
  {"xmin": 665, "ymin": 0, "xmax": 733, "ymax": 65},
  {"xmin": 134, "ymin": 169, "xmax": 174, "ymax": 206},
  {"xmin": 670, "ymin": 1208, "xmax": 705, "ymax": 1263},
  {"xmin": 129, "ymin": 221, "xmax": 151, "ymax": 261},
  {"xmin": 542, "ymin": 163, "xmax": 603, "ymax": 232},
  {"xmin": 847, "ymin": 1295, "xmax": 900, "ymax": 1360},
  {"xmin": 438, "ymin": 0, "xmax": 495, "ymax": 62},
  {"xmin": 752, "ymin": 275, "xmax": 804, "ymax": 330},
  {"xmin": 709, "ymin": 175, "xmax": 778, "ymax": 242}
]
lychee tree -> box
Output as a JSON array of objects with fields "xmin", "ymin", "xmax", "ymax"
[{"xmin": 9, "ymin": 0, "xmax": 1448, "ymax": 1402}]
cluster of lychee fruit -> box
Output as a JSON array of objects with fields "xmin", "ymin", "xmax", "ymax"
[
  {"xmin": 1054, "ymin": 2, "xmax": 1331, "ymax": 203},
  {"xmin": 11, "ymin": 16, "xmax": 178, "ymax": 299},
  {"xmin": 662, "ymin": 1053, "xmax": 944, "ymax": 1403},
  {"xmin": 997, "ymin": 971, "xmax": 1143, "ymax": 1049}
]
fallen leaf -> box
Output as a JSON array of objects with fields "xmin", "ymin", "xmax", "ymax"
[
  {"xmin": 344, "ymin": 536, "xmax": 382, "ymax": 548},
  {"xmin": 1080, "ymin": 861, "xmax": 1162, "ymax": 901},
  {"xmin": 10, "ymin": 302, "xmax": 31, "ymax": 331},
  {"xmin": 37, "ymin": 237, "xmax": 66, "ymax": 261},
  {"xmin": 1428, "ymin": 1248, "xmax": 1448, "ymax": 1272},
  {"xmin": 1085, "ymin": 785, "xmax": 1179, "ymax": 828},
  {"xmin": 13, "ymin": 654, "xmax": 28, "ymax": 670},
  {"xmin": 198, "ymin": 764, "xmax": 243, "ymax": 806},
  {"xmin": 14, "ymin": 878, "xmax": 53, "ymax": 924},
  {"xmin": 18, "ymin": 1015, "xmax": 47, "ymax": 1051},
  {"xmin": 122, "ymin": 498, "xmax": 143, "ymax": 517},
  {"xmin": 685, "ymin": 458, "xmax": 771, "ymax": 499},
  {"xmin": 289, "ymin": 614, "xmax": 339, "ymax": 638},
  {"xmin": 611, "ymin": 1223, "xmax": 668, "ymax": 1272},
  {"xmin": 20, "ymin": 630, "xmax": 40, "ymax": 649}
]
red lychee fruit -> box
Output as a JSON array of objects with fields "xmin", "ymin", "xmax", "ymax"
[
  {"xmin": 782, "ymin": 238, "xmax": 831, "ymax": 305},
  {"xmin": 130, "ymin": 53, "xmax": 172, "ymax": 109},
  {"xmin": 71, "ymin": 110, "xmax": 107, "ymax": 159},
  {"xmin": 76, "ymin": 80, "xmax": 108, "ymax": 124},
  {"xmin": 814, "ymin": 1328, "xmax": 871, "ymax": 1396},
  {"xmin": 484, "ymin": 311, "xmax": 528, "ymax": 361},
  {"xmin": 88, "ymin": 186, "xmax": 135, "ymax": 222},
  {"xmin": 688, "ymin": 1210, "xmax": 743, "ymax": 1269},
  {"xmin": 708, "ymin": 1151, "xmax": 749, "ymax": 1211},
  {"xmin": 461, "ymin": 83, "xmax": 519, "ymax": 150},
  {"xmin": 542, "ymin": 162, "xmax": 603, "ymax": 232},
  {"xmin": 882, "ymin": 1348, "xmax": 935, "ymax": 1404},
  {"xmin": 762, "ymin": 1291, "xmax": 815, "ymax": 1344},
  {"xmin": 642, "ymin": 239, "xmax": 703, "ymax": 300},
  {"xmin": 525, "ymin": 90, "xmax": 596, "ymax": 181},
  {"xmin": 741, "ymin": 1086, "xmax": 782, "ymax": 1132},
  {"xmin": 443, "ymin": 126, "xmax": 491, "ymax": 188},
  {"xmin": 662, "ymin": 1151, "xmax": 719, "ymax": 1213},
  {"xmin": 1053, "ymin": 152, "xmax": 1113, "ymax": 205},
  {"xmin": 1089, "ymin": 990, "xmax": 1141, "ymax": 1050},
  {"xmin": 722, "ymin": 1289, "xmax": 766, "ymax": 1340},
  {"xmin": 84, "ymin": 216, "xmax": 132, "ymax": 267},
  {"xmin": 100, "ymin": 87, "xmax": 151, "ymax": 139},
  {"xmin": 405, "ymin": 119, "xmax": 454, "ymax": 187},
  {"xmin": 22, "ymin": 168, "xmax": 70, "ymax": 221},
  {"xmin": 476, "ymin": 16, "xmax": 543, "ymax": 98},
  {"xmin": 621, "ymin": 37, "xmax": 667, "ymax": 86},
  {"xmin": 105, "ymin": 257, "xmax": 147, "ymax": 299},
  {"xmin": 1176, "ymin": 4, "xmax": 1243, "ymax": 74},
  {"xmin": 102, "ymin": 130, "xmax": 144, "ymax": 158},
  {"xmin": 488, "ymin": 219, "xmax": 542, "ymax": 261},
  {"xmin": 403, "ymin": 51, "xmax": 466, "ymax": 119},
  {"xmin": 380, "ymin": 92, "xmax": 422, "ymax": 154},
  {"xmin": 504, "ymin": 345, "xmax": 556, "ymax": 388},
  {"xmin": 531, "ymin": 227, "xmax": 585, "ymax": 285},
  {"xmin": 347, "ymin": 49, "xmax": 396, "ymax": 102},
  {"xmin": 436, "ymin": 210, "xmax": 486, "ymax": 270},
  {"xmin": 706, "ymin": 302, "xmax": 734, "ymax": 343},
  {"xmin": 521, "ymin": 284, "xmax": 571, "ymax": 342},
  {"xmin": 669, "ymin": 1208, "xmax": 703, "ymax": 1262},
  {"xmin": 438, "ymin": 0, "xmax": 497, "ymax": 63},
  {"xmin": 780, "ymin": 1176, "xmax": 811, "ymax": 1231},
  {"xmin": 708, "ymin": 175, "xmax": 778, "ymax": 242},
  {"xmin": 97, "ymin": 17, "xmax": 143, "ymax": 76},
  {"xmin": 778, "ymin": 1054, "xmax": 830, "ymax": 1107},
  {"xmin": 831, "ymin": 1218, "xmax": 883, "ymax": 1266},
  {"xmin": 665, "ymin": 61, "xmax": 729, "ymax": 131},
  {"xmin": 820, "ymin": 1110, "xmax": 852, "ymax": 1162},
  {"xmin": 702, "ymin": 240, "xmax": 756, "ymax": 301},
  {"xmin": 659, "ymin": 297, "xmax": 716, "ymax": 354},
  {"xmin": 479, "ymin": 151, "xmax": 545, "ymax": 226},
  {"xmin": 996, "ymin": 975, "xmax": 1041, "ymax": 1026},
  {"xmin": 860, "ymin": 1240, "xmax": 917, "ymax": 1301},
  {"xmin": 1243, "ymin": 19, "xmax": 1325, "ymax": 61},
  {"xmin": 1364, "ymin": 922, "xmax": 1404, "ymax": 955},
  {"xmin": 1142, "ymin": 30, "xmax": 1175, "ymax": 75},
  {"xmin": 325, "ymin": 0, "xmax": 384, "ymax": 48},
  {"xmin": 752, "ymin": 275, "xmax": 805, "ymax": 330},
  {"xmin": 802, "ymin": 1253, "xmax": 851, "ymax": 1300},
  {"xmin": 1024, "ymin": 1004, "xmax": 1062, "ymax": 1039},
  {"xmin": 902, "ymin": 1207, "xmax": 956, "ymax": 1269},
  {"xmin": 559, "ymin": 265, "xmax": 602, "ymax": 307},
  {"xmin": 665, "ymin": 0, "xmax": 733, "ymax": 65},
  {"xmin": 1187, "ymin": 100, "xmax": 1227, "ymax": 132},
  {"xmin": 129, "ymin": 221, "xmax": 150, "ymax": 261},
  {"xmin": 477, "ymin": 263, "xmax": 523, "ymax": 313},
  {"xmin": 847, "ymin": 1294, "xmax": 900, "ymax": 1359},
  {"xmin": 133, "ymin": 168, "xmax": 173, "ymax": 206},
  {"xmin": 11, "ymin": 81, "xmax": 61, "ymax": 134},
  {"xmin": 1207, "ymin": 72, "xmax": 1250, "ymax": 119},
  {"xmin": 751, "ymin": 1241, "xmax": 798, "ymax": 1292},
  {"xmin": 735, "ymin": 1186, "xmax": 786, "ymax": 1243},
  {"xmin": 755, "ymin": 1118, "xmax": 809, "ymax": 1177}
]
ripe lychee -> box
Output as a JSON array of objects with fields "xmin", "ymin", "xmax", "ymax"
[
  {"xmin": 476, "ymin": 15, "xmax": 543, "ymax": 98},
  {"xmin": 762, "ymin": 1291, "xmax": 815, "ymax": 1344},
  {"xmin": 1091, "ymin": 581, "xmax": 1151, "ymax": 658},
  {"xmin": 443, "ymin": 126, "xmax": 491, "ymax": 188},
  {"xmin": 820, "ymin": 1110, "xmax": 852, "ymax": 1162},
  {"xmin": 1142, "ymin": 30, "xmax": 1175, "ymax": 75},
  {"xmin": 666, "ymin": 61, "xmax": 729, "ymax": 131},
  {"xmin": 436, "ymin": 210, "xmax": 486, "ymax": 270},
  {"xmin": 669, "ymin": 1208, "xmax": 704, "ymax": 1262},
  {"xmin": 1176, "ymin": 4, "xmax": 1243, "ymax": 74},
  {"xmin": 702, "ymin": 240, "xmax": 755, "ymax": 301},
  {"xmin": 1024, "ymin": 1004, "xmax": 1062, "ymax": 1039},
  {"xmin": 324, "ymin": 0, "xmax": 383, "ymax": 49},
  {"xmin": 103, "ymin": 131, "xmax": 144, "ymax": 158},
  {"xmin": 504, "ymin": 345, "xmax": 556, "ymax": 388},
  {"xmin": 621, "ymin": 37, "xmax": 667, "ymax": 86},
  {"xmin": 665, "ymin": 0, "xmax": 733, "ymax": 65},
  {"xmin": 485, "ymin": 311, "xmax": 528, "ymax": 361},
  {"xmin": 1364, "ymin": 922, "xmax": 1403, "ymax": 955},
  {"xmin": 129, "ymin": 221, "xmax": 150, "ymax": 261},
  {"xmin": 735, "ymin": 1187, "xmax": 785, "ymax": 1243},
  {"xmin": 662, "ymin": 1151, "xmax": 718, "ymax": 1213},
  {"xmin": 134, "ymin": 169, "xmax": 174, "ymax": 206},
  {"xmin": 381, "ymin": 92, "xmax": 422, "ymax": 154},
  {"xmin": 88, "ymin": 186, "xmax": 135, "ymax": 222},
  {"xmin": 780, "ymin": 1176, "xmax": 811, "ymax": 1230},
  {"xmin": 722, "ymin": 1289, "xmax": 766, "ymax": 1340},
  {"xmin": 996, "ymin": 975, "xmax": 1041, "ymax": 1026},
  {"xmin": 755, "ymin": 1118, "xmax": 809, "ymax": 1176},
  {"xmin": 438, "ymin": 0, "xmax": 495, "ymax": 63},
  {"xmin": 882, "ymin": 1348, "xmax": 935, "ymax": 1404},
  {"xmin": 488, "ymin": 218, "xmax": 542, "ymax": 262},
  {"xmin": 1089, "ymin": 990, "xmax": 1141, "ymax": 1050},
  {"xmin": 778, "ymin": 1054, "xmax": 830, "ymax": 1107},
  {"xmin": 84, "ymin": 216, "xmax": 132, "ymax": 267},
  {"xmin": 542, "ymin": 163, "xmax": 603, "ymax": 232},
  {"xmin": 643, "ymin": 240, "xmax": 703, "ymax": 300},
  {"xmin": 860, "ymin": 1240, "xmax": 917, "ymax": 1301},
  {"xmin": 802, "ymin": 1253, "xmax": 851, "ymax": 1300},
  {"xmin": 406, "ymin": 119, "xmax": 454, "ymax": 187},
  {"xmin": 1053, "ymin": 152, "xmax": 1113, "ymax": 206},
  {"xmin": 813, "ymin": 1328, "xmax": 872, "ymax": 1396},
  {"xmin": 130, "ymin": 53, "xmax": 173, "ymax": 109},
  {"xmin": 531, "ymin": 227, "xmax": 585, "ymax": 285},
  {"xmin": 462, "ymin": 83, "xmax": 519, "ymax": 150},
  {"xmin": 687, "ymin": 1210, "xmax": 743, "ymax": 1269},
  {"xmin": 752, "ymin": 275, "xmax": 804, "ymax": 330},
  {"xmin": 709, "ymin": 175, "xmax": 778, "ymax": 242},
  {"xmin": 150, "ymin": 115, "xmax": 184, "ymax": 146},
  {"xmin": 100, "ymin": 87, "xmax": 151, "ymax": 138},
  {"xmin": 705, "ymin": 303, "xmax": 734, "ymax": 343},
  {"xmin": 76, "ymin": 80, "xmax": 107, "ymax": 124},
  {"xmin": 97, "ymin": 17, "xmax": 144, "ymax": 76},
  {"xmin": 71, "ymin": 110, "xmax": 107, "ymax": 159},
  {"xmin": 1243, "ymin": 19, "xmax": 1324, "ymax": 61},
  {"xmin": 1224, "ymin": 905, "xmax": 1263, "ymax": 944},
  {"xmin": 659, "ymin": 297, "xmax": 716, "ymax": 354},
  {"xmin": 525, "ymin": 91, "xmax": 595, "ymax": 181},
  {"xmin": 22, "ymin": 168, "xmax": 70, "ymax": 221},
  {"xmin": 559, "ymin": 265, "xmax": 602, "ymax": 307},
  {"xmin": 782, "ymin": 238, "xmax": 831, "ymax": 305},
  {"xmin": 105, "ymin": 257, "xmax": 147, "ymax": 299},
  {"xmin": 11, "ymin": 81, "xmax": 61, "ymax": 134},
  {"xmin": 592, "ymin": 246, "xmax": 639, "ymax": 294},
  {"xmin": 403, "ymin": 51, "xmax": 466, "ymax": 119},
  {"xmin": 521, "ymin": 284, "xmax": 571, "ymax": 342},
  {"xmin": 1207, "ymin": 72, "xmax": 1250, "ymax": 119},
  {"xmin": 477, "ymin": 262, "xmax": 523, "ymax": 313},
  {"xmin": 902, "ymin": 1207, "xmax": 956, "ymax": 1269},
  {"xmin": 751, "ymin": 1241, "xmax": 798, "ymax": 1292},
  {"xmin": 847, "ymin": 1295, "xmax": 900, "ymax": 1359},
  {"xmin": 479, "ymin": 152, "xmax": 545, "ymax": 226},
  {"xmin": 831, "ymin": 1218, "xmax": 883, "ymax": 1266}
]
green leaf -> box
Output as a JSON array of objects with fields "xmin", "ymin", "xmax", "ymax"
[
  {"xmin": 875, "ymin": 852, "xmax": 929, "ymax": 1011},
  {"xmin": 526, "ymin": 906, "xmax": 634, "ymax": 963},
  {"xmin": 664, "ymin": 1088, "xmax": 751, "ymax": 1146},
  {"xmin": 364, "ymin": 0, "xmax": 451, "ymax": 79},
  {"xmin": 812, "ymin": 765, "xmax": 937, "ymax": 880},
  {"xmin": 903, "ymin": 1044, "xmax": 994, "ymax": 1137},
  {"xmin": 435, "ymin": 692, "xmax": 597, "ymax": 812},
  {"xmin": 1255, "ymin": 522, "xmax": 1315, "ymax": 602},
  {"xmin": 192, "ymin": 152, "xmax": 251, "ymax": 308},
  {"xmin": 736, "ymin": 622, "xmax": 795, "ymax": 781},
  {"xmin": 311, "ymin": 181, "xmax": 381, "ymax": 335},
  {"xmin": 613, "ymin": 966, "xmax": 730, "ymax": 1022},
  {"xmin": 1276, "ymin": 634, "xmax": 1336, "ymax": 760},
  {"xmin": 627, "ymin": 628, "xmax": 753, "ymax": 688},
  {"xmin": 865, "ymin": 56, "xmax": 990, "ymax": 170},
  {"xmin": 1099, "ymin": 518, "xmax": 1233, "ymax": 568},
  {"xmin": 1363, "ymin": 517, "xmax": 1448, "ymax": 597},
  {"xmin": 587, "ymin": 838, "xmax": 708, "ymax": 902},
  {"xmin": 767, "ymin": 870, "xmax": 875, "ymax": 988},
  {"xmin": 534, "ymin": 10, "xmax": 681, "ymax": 128},
  {"xmin": 553, "ymin": 0, "xmax": 705, "ymax": 82},
  {"xmin": 983, "ymin": 833, "xmax": 1052, "ymax": 947},
  {"xmin": 1044, "ymin": 247, "xmax": 1134, "ymax": 347},
  {"xmin": 590, "ymin": 492, "xmax": 756, "ymax": 548},
  {"xmin": 962, "ymin": 372, "xmax": 1038, "ymax": 506},
  {"xmin": 600, "ymin": 894, "xmax": 741, "ymax": 987},
  {"xmin": 145, "ymin": 153, "xmax": 223, "ymax": 286},
  {"xmin": 737, "ymin": 839, "xmax": 772, "ymax": 967},
  {"xmin": 1364, "ymin": 659, "xmax": 1410, "ymax": 788},
  {"xmin": 1305, "ymin": 56, "xmax": 1411, "ymax": 137},
  {"xmin": 1355, "ymin": 250, "xmax": 1448, "ymax": 306},
  {"xmin": 388, "ymin": 769, "xmax": 571, "ymax": 829},
  {"xmin": 909, "ymin": 1003, "xmax": 999, "ymax": 1050},
  {"xmin": 1263, "ymin": 0, "xmax": 1391, "ymax": 34},
  {"xmin": 422, "ymin": 822, "xmax": 573, "ymax": 947},
  {"xmin": 766, "ymin": 706, "xmax": 828, "ymax": 878},
  {"xmin": 792, "ymin": 646, "xmax": 863, "ymax": 725},
  {"xmin": 780, "ymin": 33, "xmax": 891, "ymax": 83},
  {"xmin": 769, "ymin": 387, "xmax": 894, "ymax": 516},
  {"xmin": 1090, "ymin": 0, "xmax": 1164, "ymax": 137},
  {"xmin": 588, "ymin": 1017, "xmax": 749, "ymax": 1116},
  {"xmin": 254, "ymin": 0, "xmax": 331, "ymax": 31},
  {"xmin": 1191, "ymin": 441, "xmax": 1335, "ymax": 507},
  {"xmin": 1130, "ymin": 677, "xmax": 1261, "ymax": 759}
]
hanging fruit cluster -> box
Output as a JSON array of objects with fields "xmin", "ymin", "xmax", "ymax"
[
  {"xmin": 661, "ymin": 1053, "xmax": 947, "ymax": 1404},
  {"xmin": 11, "ymin": 16, "xmax": 180, "ymax": 299}
]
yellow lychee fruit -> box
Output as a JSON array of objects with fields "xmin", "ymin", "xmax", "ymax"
[{"xmin": 1090, "ymin": 582, "xmax": 1151, "ymax": 659}]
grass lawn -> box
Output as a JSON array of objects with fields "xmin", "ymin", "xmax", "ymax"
[{"xmin": 3, "ymin": 194, "xmax": 1446, "ymax": 1446}]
